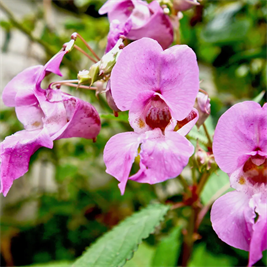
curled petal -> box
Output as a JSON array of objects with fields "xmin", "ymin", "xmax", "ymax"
[
  {"xmin": 106, "ymin": 19, "xmax": 132, "ymax": 53},
  {"xmin": 0, "ymin": 129, "xmax": 53, "ymax": 196},
  {"xmin": 2, "ymin": 66, "xmax": 42, "ymax": 107},
  {"xmin": 104, "ymin": 132, "xmax": 140, "ymax": 194},
  {"xmin": 130, "ymin": 129, "xmax": 194, "ymax": 184},
  {"xmin": 213, "ymin": 101, "xmax": 267, "ymax": 174},
  {"xmin": 176, "ymin": 108, "xmax": 199, "ymax": 136},
  {"xmin": 36, "ymin": 50, "xmax": 65, "ymax": 88},
  {"xmin": 211, "ymin": 191, "xmax": 255, "ymax": 251},
  {"xmin": 52, "ymin": 95, "xmax": 101, "ymax": 140}
]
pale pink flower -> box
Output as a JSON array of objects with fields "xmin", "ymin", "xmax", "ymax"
[
  {"xmin": 104, "ymin": 38, "xmax": 199, "ymax": 194},
  {"xmin": 211, "ymin": 101, "xmax": 267, "ymax": 267}
]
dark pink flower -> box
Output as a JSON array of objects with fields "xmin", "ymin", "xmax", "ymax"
[
  {"xmin": 0, "ymin": 51, "xmax": 101, "ymax": 196},
  {"xmin": 99, "ymin": 0, "xmax": 174, "ymax": 51},
  {"xmin": 211, "ymin": 101, "xmax": 267, "ymax": 267},
  {"xmin": 104, "ymin": 38, "xmax": 199, "ymax": 194}
]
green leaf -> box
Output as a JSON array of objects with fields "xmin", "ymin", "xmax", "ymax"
[
  {"xmin": 189, "ymin": 244, "xmax": 238, "ymax": 266},
  {"xmin": 201, "ymin": 3, "xmax": 251, "ymax": 44},
  {"xmin": 124, "ymin": 243, "xmax": 155, "ymax": 267},
  {"xmin": 152, "ymin": 225, "xmax": 183, "ymax": 267},
  {"xmin": 200, "ymin": 170, "xmax": 233, "ymax": 205},
  {"xmin": 252, "ymin": 91, "xmax": 265, "ymax": 103},
  {"xmin": 187, "ymin": 116, "xmax": 215, "ymax": 146},
  {"xmin": 73, "ymin": 204, "xmax": 170, "ymax": 267}
]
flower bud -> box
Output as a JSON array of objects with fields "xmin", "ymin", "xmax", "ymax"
[
  {"xmin": 106, "ymin": 81, "xmax": 121, "ymax": 113},
  {"xmin": 173, "ymin": 0, "xmax": 199, "ymax": 12},
  {"xmin": 63, "ymin": 39, "xmax": 75, "ymax": 53},
  {"xmin": 195, "ymin": 146, "xmax": 215, "ymax": 172},
  {"xmin": 99, "ymin": 39, "xmax": 123, "ymax": 76},
  {"xmin": 194, "ymin": 91, "xmax": 210, "ymax": 128},
  {"xmin": 78, "ymin": 62, "xmax": 101, "ymax": 85}
]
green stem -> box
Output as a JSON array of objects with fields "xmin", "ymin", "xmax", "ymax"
[
  {"xmin": 202, "ymin": 123, "xmax": 212, "ymax": 147},
  {"xmin": 196, "ymin": 171, "xmax": 210, "ymax": 196},
  {"xmin": 178, "ymin": 174, "xmax": 191, "ymax": 196},
  {"xmin": 181, "ymin": 206, "xmax": 196, "ymax": 266}
]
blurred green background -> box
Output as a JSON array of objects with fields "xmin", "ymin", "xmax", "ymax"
[{"xmin": 0, "ymin": 0, "xmax": 266, "ymax": 266}]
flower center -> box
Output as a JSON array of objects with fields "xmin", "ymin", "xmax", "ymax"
[
  {"xmin": 243, "ymin": 155, "xmax": 267, "ymax": 185},
  {"xmin": 145, "ymin": 95, "xmax": 171, "ymax": 131}
]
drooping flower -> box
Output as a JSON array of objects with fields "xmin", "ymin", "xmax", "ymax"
[
  {"xmin": 211, "ymin": 101, "xmax": 267, "ymax": 267},
  {"xmin": 99, "ymin": 0, "xmax": 174, "ymax": 51},
  {"xmin": 104, "ymin": 37, "xmax": 199, "ymax": 194},
  {"xmin": 0, "ymin": 50, "xmax": 101, "ymax": 196}
]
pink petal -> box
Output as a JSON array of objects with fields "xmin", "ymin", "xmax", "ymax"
[
  {"xmin": 111, "ymin": 38, "xmax": 163, "ymax": 111},
  {"xmin": 0, "ymin": 129, "xmax": 53, "ymax": 196},
  {"xmin": 52, "ymin": 95, "xmax": 101, "ymax": 140},
  {"xmin": 130, "ymin": 129, "xmax": 194, "ymax": 184},
  {"xmin": 160, "ymin": 45, "xmax": 199, "ymax": 120},
  {"xmin": 211, "ymin": 191, "xmax": 255, "ymax": 251},
  {"xmin": 248, "ymin": 193, "xmax": 267, "ymax": 267},
  {"xmin": 15, "ymin": 105, "xmax": 44, "ymax": 131},
  {"xmin": 128, "ymin": 90, "xmax": 155, "ymax": 133},
  {"xmin": 213, "ymin": 101, "xmax": 267, "ymax": 174},
  {"xmin": 2, "ymin": 66, "xmax": 42, "ymax": 107},
  {"xmin": 127, "ymin": 1, "xmax": 173, "ymax": 49},
  {"xmin": 36, "ymin": 51, "xmax": 65, "ymax": 88},
  {"xmin": 176, "ymin": 108, "xmax": 199, "ymax": 136},
  {"xmin": 103, "ymin": 132, "xmax": 140, "ymax": 194}
]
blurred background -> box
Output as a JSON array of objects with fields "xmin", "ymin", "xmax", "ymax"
[{"xmin": 0, "ymin": 0, "xmax": 266, "ymax": 266}]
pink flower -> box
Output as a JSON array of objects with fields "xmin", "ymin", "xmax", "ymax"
[
  {"xmin": 0, "ymin": 50, "xmax": 101, "ymax": 196},
  {"xmin": 99, "ymin": 0, "xmax": 173, "ymax": 51},
  {"xmin": 173, "ymin": 0, "xmax": 200, "ymax": 12},
  {"xmin": 104, "ymin": 38, "xmax": 199, "ymax": 194},
  {"xmin": 211, "ymin": 101, "xmax": 267, "ymax": 267}
]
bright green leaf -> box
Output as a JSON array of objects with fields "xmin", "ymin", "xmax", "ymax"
[
  {"xmin": 200, "ymin": 170, "xmax": 233, "ymax": 205},
  {"xmin": 189, "ymin": 244, "xmax": 238, "ymax": 266},
  {"xmin": 124, "ymin": 243, "xmax": 155, "ymax": 267},
  {"xmin": 252, "ymin": 91, "xmax": 265, "ymax": 103},
  {"xmin": 152, "ymin": 225, "xmax": 183, "ymax": 267},
  {"xmin": 73, "ymin": 204, "xmax": 170, "ymax": 267}
]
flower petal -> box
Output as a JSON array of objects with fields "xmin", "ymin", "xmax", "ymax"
[
  {"xmin": 128, "ymin": 90, "xmax": 155, "ymax": 133},
  {"xmin": 248, "ymin": 193, "xmax": 267, "ymax": 267},
  {"xmin": 2, "ymin": 66, "xmax": 42, "ymax": 107},
  {"xmin": 111, "ymin": 38, "xmax": 162, "ymax": 111},
  {"xmin": 104, "ymin": 132, "xmax": 140, "ymax": 194},
  {"xmin": 213, "ymin": 101, "xmax": 267, "ymax": 174},
  {"xmin": 0, "ymin": 129, "xmax": 53, "ymax": 196},
  {"xmin": 160, "ymin": 45, "xmax": 199, "ymax": 120},
  {"xmin": 127, "ymin": 1, "xmax": 173, "ymax": 49},
  {"xmin": 211, "ymin": 190, "xmax": 255, "ymax": 251},
  {"xmin": 130, "ymin": 129, "xmax": 194, "ymax": 184},
  {"xmin": 52, "ymin": 95, "xmax": 101, "ymax": 140}
]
